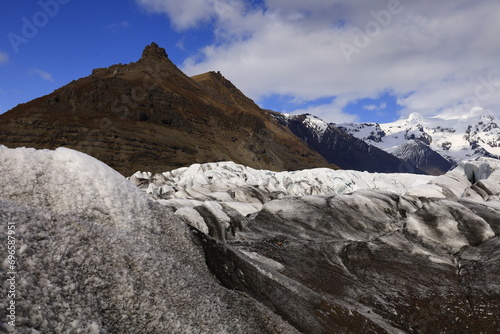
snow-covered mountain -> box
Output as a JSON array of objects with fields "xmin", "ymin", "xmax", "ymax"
[
  {"xmin": 337, "ymin": 108, "xmax": 500, "ymax": 174},
  {"xmin": 269, "ymin": 112, "xmax": 425, "ymax": 174}
]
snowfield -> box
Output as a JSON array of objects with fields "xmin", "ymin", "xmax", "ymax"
[{"xmin": 1, "ymin": 145, "xmax": 500, "ymax": 333}]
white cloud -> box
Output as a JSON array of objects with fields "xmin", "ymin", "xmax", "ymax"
[
  {"xmin": 107, "ymin": 20, "xmax": 131, "ymax": 30},
  {"xmin": 136, "ymin": 0, "xmax": 227, "ymax": 30},
  {"xmin": 0, "ymin": 52, "xmax": 9, "ymax": 65},
  {"xmin": 287, "ymin": 98, "xmax": 359, "ymax": 124},
  {"xmin": 30, "ymin": 68, "xmax": 55, "ymax": 82},
  {"xmin": 137, "ymin": 0, "xmax": 500, "ymax": 121},
  {"xmin": 364, "ymin": 102, "xmax": 386, "ymax": 111},
  {"xmin": 176, "ymin": 37, "xmax": 186, "ymax": 51}
]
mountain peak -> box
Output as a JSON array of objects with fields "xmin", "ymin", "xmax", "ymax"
[
  {"xmin": 141, "ymin": 42, "xmax": 169, "ymax": 61},
  {"xmin": 407, "ymin": 112, "xmax": 424, "ymax": 123}
]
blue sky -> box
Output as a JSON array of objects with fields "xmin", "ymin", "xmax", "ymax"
[
  {"xmin": 0, "ymin": 0, "xmax": 206, "ymax": 113},
  {"xmin": 1, "ymin": 0, "xmax": 500, "ymax": 124}
]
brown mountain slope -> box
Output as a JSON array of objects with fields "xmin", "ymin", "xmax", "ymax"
[{"xmin": 0, "ymin": 43, "xmax": 335, "ymax": 175}]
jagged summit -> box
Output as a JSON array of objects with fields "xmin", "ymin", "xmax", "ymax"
[
  {"xmin": 90, "ymin": 42, "xmax": 180, "ymax": 78},
  {"xmin": 195, "ymin": 70, "xmax": 224, "ymax": 79},
  {"xmin": 141, "ymin": 42, "xmax": 169, "ymax": 60}
]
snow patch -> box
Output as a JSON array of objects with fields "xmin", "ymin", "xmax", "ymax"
[{"xmin": 303, "ymin": 114, "xmax": 329, "ymax": 140}]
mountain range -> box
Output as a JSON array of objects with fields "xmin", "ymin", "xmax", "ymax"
[
  {"xmin": 338, "ymin": 109, "xmax": 500, "ymax": 174},
  {"xmin": 271, "ymin": 112, "xmax": 427, "ymax": 174},
  {"xmin": 1, "ymin": 42, "xmax": 499, "ymax": 177}
]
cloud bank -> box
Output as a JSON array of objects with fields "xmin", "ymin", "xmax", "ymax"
[{"xmin": 136, "ymin": 0, "xmax": 500, "ymax": 123}]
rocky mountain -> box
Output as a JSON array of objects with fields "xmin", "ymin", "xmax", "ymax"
[
  {"xmin": 0, "ymin": 43, "xmax": 334, "ymax": 176},
  {"xmin": 391, "ymin": 140, "xmax": 453, "ymax": 175},
  {"xmin": 338, "ymin": 108, "xmax": 500, "ymax": 174},
  {"xmin": 271, "ymin": 112, "xmax": 425, "ymax": 174},
  {"xmin": 3, "ymin": 145, "xmax": 499, "ymax": 333}
]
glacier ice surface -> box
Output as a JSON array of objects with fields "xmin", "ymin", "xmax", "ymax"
[
  {"xmin": 2, "ymin": 145, "xmax": 500, "ymax": 333},
  {"xmin": 0, "ymin": 146, "xmax": 299, "ymax": 334}
]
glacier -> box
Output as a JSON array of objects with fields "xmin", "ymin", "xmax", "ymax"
[
  {"xmin": 129, "ymin": 162, "xmax": 434, "ymax": 215},
  {"xmin": 1, "ymin": 145, "xmax": 500, "ymax": 333},
  {"xmin": 0, "ymin": 146, "xmax": 297, "ymax": 334},
  {"xmin": 130, "ymin": 156, "xmax": 500, "ymax": 333}
]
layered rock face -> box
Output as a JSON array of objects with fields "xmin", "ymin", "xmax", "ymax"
[{"xmin": 0, "ymin": 43, "xmax": 333, "ymax": 176}]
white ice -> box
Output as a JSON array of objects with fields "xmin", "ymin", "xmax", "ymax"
[{"xmin": 0, "ymin": 145, "xmax": 300, "ymax": 334}]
